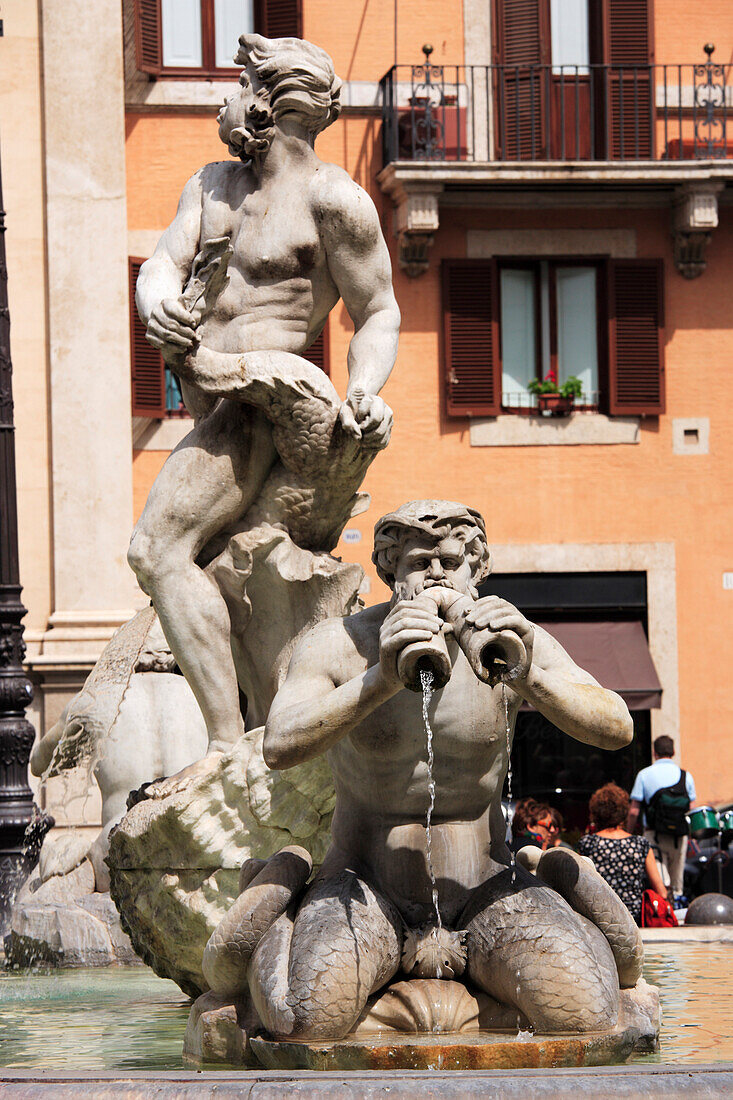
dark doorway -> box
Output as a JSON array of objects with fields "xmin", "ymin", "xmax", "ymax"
[
  {"xmin": 480, "ymin": 570, "xmax": 656, "ymax": 840},
  {"xmin": 505, "ymin": 710, "xmax": 651, "ymax": 842}
]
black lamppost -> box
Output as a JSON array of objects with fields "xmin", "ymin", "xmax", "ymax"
[{"xmin": 0, "ymin": 153, "xmax": 37, "ymax": 935}]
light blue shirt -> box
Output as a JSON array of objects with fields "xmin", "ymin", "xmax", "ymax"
[{"xmin": 630, "ymin": 760, "xmax": 696, "ymax": 825}]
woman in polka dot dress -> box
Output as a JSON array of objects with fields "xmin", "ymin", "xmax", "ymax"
[{"xmin": 579, "ymin": 782, "xmax": 667, "ymax": 924}]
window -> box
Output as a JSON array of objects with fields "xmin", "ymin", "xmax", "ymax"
[
  {"xmin": 129, "ymin": 258, "xmax": 190, "ymax": 418},
  {"xmin": 134, "ymin": 0, "xmax": 303, "ymax": 79},
  {"xmin": 442, "ymin": 257, "xmax": 664, "ymax": 419},
  {"xmin": 492, "ymin": 0, "xmax": 654, "ymax": 160},
  {"xmin": 550, "ymin": 0, "xmax": 589, "ymax": 74},
  {"xmin": 500, "ymin": 261, "xmax": 599, "ymax": 409},
  {"xmin": 129, "ymin": 258, "xmax": 329, "ymax": 419}
]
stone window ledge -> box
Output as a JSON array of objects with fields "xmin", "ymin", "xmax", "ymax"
[
  {"xmin": 469, "ymin": 412, "xmax": 640, "ymax": 447},
  {"xmin": 125, "ymin": 77, "xmax": 380, "ymax": 112}
]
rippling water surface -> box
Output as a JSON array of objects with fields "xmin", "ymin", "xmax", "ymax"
[
  {"xmin": 0, "ymin": 966, "xmax": 189, "ymax": 1070},
  {"xmin": 630, "ymin": 942, "xmax": 733, "ymax": 1064},
  {"xmin": 1, "ymin": 942, "xmax": 732, "ymax": 1070}
]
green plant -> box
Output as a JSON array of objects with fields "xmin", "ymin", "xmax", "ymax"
[
  {"xmin": 528, "ymin": 371, "xmax": 583, "ymax": 400},
  {"xmin": 559, "ymin": 375, "xmax": 583, "ymax": 399}
]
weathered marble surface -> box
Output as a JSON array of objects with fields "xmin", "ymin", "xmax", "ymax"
[
  {"xmin": 9, "ymin": 613, "xmax": 208, "ymax": 969},
  {"xmin": 183, "ymin": 991, "xmax": 261, "ymax": 1067},
  {"xmin": 126, "ymin": 30, "xmax": 399, "ymax": 763},
  {"xmin": 7, "ymin": 859, "xmax": 138, "ymax": 968},
  {"xmin": 108, "ymin": 722, "xmax": 335, "ymax": 997}
]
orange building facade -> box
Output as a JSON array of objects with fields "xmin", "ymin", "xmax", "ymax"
[
  {"xmin": 3, "ymin": 1, "xmax": 732, "ymax": 828},
  {"xmin": 127, "ymin": 1, "xmax": 733, "ymax": 813}
]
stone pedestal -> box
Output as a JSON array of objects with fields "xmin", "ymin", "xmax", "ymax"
[{"xmin": 183, "ymin": 979, "xmax": 660, "ymax": 1071}]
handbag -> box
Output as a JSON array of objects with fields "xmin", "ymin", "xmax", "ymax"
[{"xmin": 641, "ymin": 888, "xmax": 678, "ymax": 928}]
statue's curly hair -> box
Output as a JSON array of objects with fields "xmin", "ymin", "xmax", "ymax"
[
  {"xmin": 372, "ymin": 500, "xmax": 491, "ymax": 591},
  {"xmin": 235, "ymin": 34, "xmax": 342, "ymax": 136}
]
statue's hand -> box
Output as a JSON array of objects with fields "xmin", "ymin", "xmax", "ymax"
[
  {"xmin": 464, "ymin": 596, "xmax": 535, "ymax": 677},
  {"xmin": 378, "ymin": 597, "xmax": 442, "ymax": 688},
  {"xmin": 339, "ymin": 392, "xmax": 393, "ymax": 451},
  {"xmin": 146, "ymin": 298, "xmax": 198, "ymax": 363}
]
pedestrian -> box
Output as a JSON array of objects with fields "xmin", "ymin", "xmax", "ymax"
[
  {"xmin": 542, "ymin": 806, "xmax": 574, "ymax": 850},
  {"xmin": 627, "ymin": 735, "xmax": 697, "ymax": 904},
  {"xmin": 510, "ymin": 797, "xmax": 551, "ymax": 853},
  {"xmin": 579, "ymin": 783, "xmax": 667, "ymax": 925}
]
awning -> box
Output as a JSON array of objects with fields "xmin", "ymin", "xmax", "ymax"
[{"xmin": 530, "ymin": 620, "xmax": 662, "ymax": 711}]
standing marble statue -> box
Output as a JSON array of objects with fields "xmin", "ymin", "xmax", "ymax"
[
  {"xmin": 201, "ymin": 501, "xmax": 649, "ymax": 1043},
  {"xmin": 128, "ymin": 33, "xmax": 399, "ymax": 764}
]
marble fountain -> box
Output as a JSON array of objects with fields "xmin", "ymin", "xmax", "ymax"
[{"xmin": 4, "ymin": 30, "xmax": 733, "ymax": 1093}]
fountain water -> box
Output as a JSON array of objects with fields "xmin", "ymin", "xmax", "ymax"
[
  {"xmin": 501, "ymin": 681, "xmax": 517, "ymax": 886},
  {"xmin": 420, "ymin": 666, "xmax": 442, "ymax": 933}
]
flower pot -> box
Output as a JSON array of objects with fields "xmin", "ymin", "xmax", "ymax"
[{"xmin": 537, "ymin": 393, "xmax": 574, "ymax": 417}]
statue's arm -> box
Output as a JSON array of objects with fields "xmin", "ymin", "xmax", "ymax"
[
  {"xmin": 265, "ymin": 600, "xmax": 441, "ymax": 770},
  {"xmin": 317, "ymin": 170, "xmax": 400, "ymax": 442},
  {"xmin": 263, "ymin": 621, "xmax": 396, "ymax": 770},
  {"xmin": 512, "ymin": 626, "xmax": 633, "ymax": 751}
]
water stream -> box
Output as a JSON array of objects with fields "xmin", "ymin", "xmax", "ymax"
[
  {"xmin": 420, "ymin": 667, "xmax": 442, "ymax": 932},
  {"xmin": 502, "ymin": 680, "xmax": 516, "ymax": 885}
]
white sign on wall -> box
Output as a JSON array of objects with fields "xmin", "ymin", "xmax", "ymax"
[{"xmin": 723, "ymin": 573, "xmax": 733, "ymax": 590}]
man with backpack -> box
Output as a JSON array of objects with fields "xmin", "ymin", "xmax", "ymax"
[{"xmin": 627, "ymin": 735, "xmax": 697, "ymax": 902}]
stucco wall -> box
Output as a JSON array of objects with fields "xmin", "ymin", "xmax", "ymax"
[{"xmin": 124, "ymin": 1, "xmax": 733, "ymax": 808}]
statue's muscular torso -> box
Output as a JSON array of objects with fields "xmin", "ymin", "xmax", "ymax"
[
  {"xmin": 318, "ymin": 605, "xmax": 520, "ymax": 927},
  {"xmin": 193, "ymin": 160, "xmax": 340, "ymax": 357}
]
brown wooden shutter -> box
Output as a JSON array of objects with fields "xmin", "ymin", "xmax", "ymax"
[
  {"xmin": 255, "ymin": 0, "xmax": 303, "ymax": 37},
  {"xmin": 129, "ymin": 259, "xmax": 166, "ymax": 418},
  {"xmin": 603, "ymin": 0, "xmax": 654, "ymax": 158},
  {"xmin": 442, "ymin": 260, "xmax": 501, "ymax": 417},
  {"xmin": 304, "ymin": 322, "xmax": 330, "ymax": 377},
  {"xmin": 134, "ymin": 0, "xmax": 163, "ymax": 75},
  {"xmin": 606, "ymin": 259, "xmax": 664, "ymax": 416},
  {"xmin": 493, "ymin": 0, "xmax": 548, "ymax": 159}
]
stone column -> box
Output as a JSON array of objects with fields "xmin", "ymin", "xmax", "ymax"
[
  {"xmin": 463, "ymin": 0, "xmax": 493, "ymax": 162},
  {"xmin": 38, "ymin": 0, "xmax": 140, "ymax": 691}
]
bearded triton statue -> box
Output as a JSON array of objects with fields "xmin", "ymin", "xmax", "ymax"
[{"xmin": 196, "ymin": 501, "xmax": 659, "ymax": 1061}]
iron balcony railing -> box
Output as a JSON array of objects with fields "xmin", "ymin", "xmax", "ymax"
[
  {"xmin": 380, "ymin": 46, "xmax": 732, "ymax": 165},
  {"xmin": 501, "ymin": 391, "xmax": 600, "ymax": 414}
]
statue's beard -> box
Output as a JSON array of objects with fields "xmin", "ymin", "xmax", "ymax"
[
  {"xmin": 391, "ymin": 576, "xmax": 477, "ymax": 605},
  {"xmin": 224, "ymin": 100, "xmax": 274, "ymax": 166}
]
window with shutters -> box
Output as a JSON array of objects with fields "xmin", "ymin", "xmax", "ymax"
[
  {"xmin": 134, "ymin": 0, "xmax": 302, "ymax": 79},
  {"xmin": 129, "ymin": 258, "xmax": 190, "ymax": 419},
  {"xmin": 442, "ymin": 257, "xmax": 664, "ymax": 420},
  {"xmin": 492, "ymin": 0, "xmax": 653, "ymax": 160},
  {"xmin": 304, "ymin": 322, "xmax": 330, "ymax": 377}
]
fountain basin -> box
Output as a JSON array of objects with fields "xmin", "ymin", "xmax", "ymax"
[{"xmin": 2, "ymin": 943, "xmax": 733, "ymax": 1072}]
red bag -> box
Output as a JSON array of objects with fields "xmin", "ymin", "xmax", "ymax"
[{"xmin": 641, "ymin": 889, "xmax": 678, "ymax": 928}]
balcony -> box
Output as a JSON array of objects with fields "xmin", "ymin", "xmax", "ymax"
[{"xmin": 377, "ymin": 47, "xmax": 733, "ymax": 277}]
